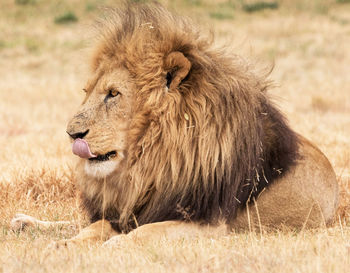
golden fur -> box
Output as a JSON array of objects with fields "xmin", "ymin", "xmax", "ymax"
[
  {"xmin": 11, "ymin": 2, "xmax": 338, "ymax": 244},
  {"xmin": 70, "ymin": 2, "xmax": 337, "ymax": 232}
]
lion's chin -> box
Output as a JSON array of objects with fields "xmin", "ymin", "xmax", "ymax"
[{"xmin": 84, "ymin": 159, "xmax": 119, "ymax": 178}]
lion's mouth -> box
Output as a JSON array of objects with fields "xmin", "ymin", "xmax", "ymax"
[
  {"xmin": 72, "ymin": 139, "xmax": 117, "ymax": 162},
  {"xmin": 88, "ymin": 151, "xmax": 117, "ymax": 162}
]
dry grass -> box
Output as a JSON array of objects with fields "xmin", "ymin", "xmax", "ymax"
[
  {"xmin": 1, "ymin": 0, "xmax": 350, "ymax": 272},
  {"xmin": 1, "ymin": 227, "xmax": 350, "ymax": 272}
]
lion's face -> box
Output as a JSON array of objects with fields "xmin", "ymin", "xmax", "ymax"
[
  {"xmin": 66, "ymin": 46, "xmax": 192, "ymax": 179},
  {"xmin": 67, "ymin": 65, "xmax": 134, "ymax": 178}
]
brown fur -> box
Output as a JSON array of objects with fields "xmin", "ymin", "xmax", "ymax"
[
  {"xmin": 74, "ymin": 2, "xmax": 302, "ymax": 233},
  {"xmin": 11, "ymin": 3, "xmax": 338, "ymax": 240}
]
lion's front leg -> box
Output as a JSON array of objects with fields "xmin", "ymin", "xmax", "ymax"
[
  {"xmin": 54, "ymin": 220, "xmax": 119, "ymax": 248},
  {"xmin": 11, "ymin": 213, "xmax": 71, "ymax": 231},
  {"xmin": 104, "ymin": 221, "xmax": 228, "ymax": 247}
]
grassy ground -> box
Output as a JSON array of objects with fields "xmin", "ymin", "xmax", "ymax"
[{"xmin": 1, "ymin": 0, "xmax": 350, "ymax": 272}]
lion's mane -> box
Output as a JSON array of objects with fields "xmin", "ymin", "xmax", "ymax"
[{"xmin": 81, "ymin": 2, "xmax": 299, "ymax": 232}]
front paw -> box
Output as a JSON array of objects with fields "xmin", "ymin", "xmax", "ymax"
[
  {"xmin": 10, "ymin": 213, "xmax": 37, "ymax": 232},
  {"xmin": 102, "ymin": 234, "xmax": 129, "ymax": 248}
]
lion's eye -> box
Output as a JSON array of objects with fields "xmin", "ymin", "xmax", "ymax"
[
  {"xmin": 110, "ymin": 89, "xmax": 120, "ymax": 97},
  {"xmin": 104, "ymin": 89, "xmax": 120, "ymax": 103}
]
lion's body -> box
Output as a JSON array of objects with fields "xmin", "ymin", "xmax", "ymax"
[
  {"xmin": 11, "ymin": 2, "xmax": 338, "ymax": 243},
  {"xmin": 233, "ymin": 136, "xmax": 338, "ymax": 230}
]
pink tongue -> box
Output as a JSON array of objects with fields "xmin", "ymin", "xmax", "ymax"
[{"xmin": 72, "ymin": 139, "xmax": 97, "ymax": 159}]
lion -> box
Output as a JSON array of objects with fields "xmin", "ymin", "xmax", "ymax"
[{"xmin": 11, "ymin": 2, "xmax": 338, "ymax": 245}]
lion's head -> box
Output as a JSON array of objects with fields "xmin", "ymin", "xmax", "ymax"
[{"xmin": 66, "ymin": 3, "xmax": 298, "ymax": 232}]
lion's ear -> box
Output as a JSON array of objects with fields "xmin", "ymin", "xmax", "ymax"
[{"xmin": 164, "ymin": 52, "xmax": 191, "ymax": 90}]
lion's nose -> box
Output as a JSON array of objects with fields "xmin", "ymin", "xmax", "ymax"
[{"xmin": 67, "ymin": 129, "xmax": 89, "ymax": 140}]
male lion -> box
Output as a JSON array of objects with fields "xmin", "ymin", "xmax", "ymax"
[{"xmin": 12, "ymin": 3, "xmax": 338, "ymax": 245}]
